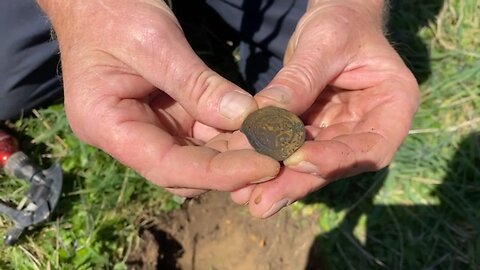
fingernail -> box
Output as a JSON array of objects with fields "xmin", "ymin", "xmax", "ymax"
[
  {"xmin": 258, "ymin": 87, "xmax": 291, "ymax": 104},
  {"xmin": 250, "ymin": 176, "xmax": 275, "ymax": 184},
  {"xmin": 220, "ymin": 90, "xmax": 254, "ymax": 119},
  {"xmin": 288, "ymin": 161, "xmax": 319, "ymax": 175},
  {"xmin": 262, "ymin": 198, "xmax": 291, "ymax": 218}
]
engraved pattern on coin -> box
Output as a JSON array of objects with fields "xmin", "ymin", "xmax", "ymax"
[{"xmin": 241, "ymin": 106, "xmax": 305, "ymax": 161}]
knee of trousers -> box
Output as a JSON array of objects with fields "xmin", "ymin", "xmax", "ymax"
[
  {"xmin": 0, "ymin": 1, "xmax": 63, "ymax": 121},
  {"xmin": 0, "ymin": 43, "xmax": 63, "ymax": 121},
  {"xmin": 0, "ymin": 80, "xmax": 63, "ymax": 121}
]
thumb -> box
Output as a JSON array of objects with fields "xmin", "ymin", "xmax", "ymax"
[
  {"xmin": 127, "ymin": 17, "xmax": 257, "ymax": 130},
  {"xmin": 254, "ymin": 20, "xmax": 352, "ymax": 114}
]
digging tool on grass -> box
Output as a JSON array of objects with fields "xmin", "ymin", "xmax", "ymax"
[{"xmin": 0, "ymin": 130, "xmax": 63, "ymax": 245}]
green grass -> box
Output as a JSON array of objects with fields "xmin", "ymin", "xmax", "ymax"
[
  {"xmin": 300, "ymin": 0, "xmax": 480, "ymax": 269},
  {"xmin": 1, "ymin": 0, "xmax": 479, "ymax": 269},
  {"xmin": 0, "ymin": 106, "xmax": 180, "ymax": 269}
]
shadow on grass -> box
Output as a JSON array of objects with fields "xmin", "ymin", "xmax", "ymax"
[
  {"xmin": 386, "ymin": 0, "xmax": 445, "ymax": 83},
  {"xmin": 171, "ymin": 1, "xmax": 469, "ymax": 269},
  {"xmin": 304, "ymin": 132, "xmax": 480, "ymax": 269}
]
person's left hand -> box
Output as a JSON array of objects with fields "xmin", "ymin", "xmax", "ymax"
[{"xmin": 221, "ymin": 0, "xmax": 419, "ymax": 218}]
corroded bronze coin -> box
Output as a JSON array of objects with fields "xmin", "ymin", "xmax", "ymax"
[{"xmin": 241, "ymin": 106, "xmax": 305, "ymax": 161}]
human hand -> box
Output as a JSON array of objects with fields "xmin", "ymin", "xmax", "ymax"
[
  {"xmin": 229, "ymin": 0, "xmax": 420, "ymax": 217},
  {"xmin": 37, "ymin": 0, "xmax": 280, "ymax": 196}
]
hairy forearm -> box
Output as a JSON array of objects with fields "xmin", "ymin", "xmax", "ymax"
[
  {"xmin": 36, "ymin": 0, "xmax": 77, "ymax": 36},
  {"xmin": 36, "ymin": 0, "xmax": 52, "ymax": 11},
  {"xmin": 36, "ymin": 0, "xmax": 65, "ymax": 18},
  {"xmin": 308, "ymin": 0, "xmax": 385, "ymax": 11}
]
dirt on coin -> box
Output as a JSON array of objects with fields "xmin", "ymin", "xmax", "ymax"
[
  {"xmin": 127, "ymin": 191, "xmax": 320, "ymax": 270},
  {"xmin": 241, "ymin": 106, "xmax": 305, "ymax": 161}
]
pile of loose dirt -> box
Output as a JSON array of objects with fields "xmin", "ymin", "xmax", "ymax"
[{"xmin": 127, "ymin": 191, "xmax": 320, "ymax": 270}]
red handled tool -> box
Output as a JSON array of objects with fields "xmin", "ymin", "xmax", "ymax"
[{"xmin": 0, "ymin": 130, "xmax": 62, "ymax": 245}]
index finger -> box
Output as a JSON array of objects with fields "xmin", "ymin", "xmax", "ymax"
[{"xmin": 99, "ymin": 119, "xmax": 281, "ymax": 191}]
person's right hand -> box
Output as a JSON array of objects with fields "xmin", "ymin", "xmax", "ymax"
[
  {"xmin": 37, "ymin": 0, "xmax": 280, "ymax": 196},
  {"xmin": 222, "ymin": 0, "xmax": 419, "ymax": 218}
]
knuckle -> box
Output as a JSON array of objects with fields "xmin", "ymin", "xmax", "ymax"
[
  {"xmin": 297, "ymin": 6, "xmax": 354, "ymax": 48},
  {"xmin": 126, "ymin": 5, "xmax": 180, "ymax": 50},
  {"xmin": 183, "ymin": 68, "xmax": 219, "ymax": 109},
  {"xmin": 280, "ymin": 62, "xmax": 318, "ymax": 94},
  {"xmin": 132, "ymin": 22, "xmax": 172, "ymax": 49}
]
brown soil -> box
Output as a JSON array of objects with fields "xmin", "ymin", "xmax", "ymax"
[{"xmin": 127, "ymin": 191, "xmax": 320, "ymax": 270}]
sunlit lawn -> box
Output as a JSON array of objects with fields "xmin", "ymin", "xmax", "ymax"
[{"xmin": 1, "ymin": 0, "xmax": 479, "ymax": 269}]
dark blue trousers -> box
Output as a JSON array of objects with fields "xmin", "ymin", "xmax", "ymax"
[
  {"xmin": 0, "ymin": 0, "xmax": 306, "ymax": 120},
  {"xmin": 0, "ymin": 1, "xmax": 62, "ymax": 120}
]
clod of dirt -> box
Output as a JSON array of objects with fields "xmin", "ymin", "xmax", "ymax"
[{"xmin": 127, "ymin": 191, "xmax": 319, "ymax": 270}]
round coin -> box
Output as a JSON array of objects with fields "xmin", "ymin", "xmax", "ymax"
[{"xmin": 240, "ymin": 106, "xmax": 305, "ymax": 161}]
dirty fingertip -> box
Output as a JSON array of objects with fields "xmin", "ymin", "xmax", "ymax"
[
  {"xmin": 249, "ymin": 194, "xmax": 292, "ymax": 218},
  {"xmin": 261, "ymin": 198, "xmax": 291, "ymax": 218},
  {"xmin": 284, "ymin": 151, "xmax": 321, "ymax": 175},
  {"xmin": 230, "ymin": 185, "xmax": 255, "ymax": 205},
  {"xmin": 283, "ymin": 148, "xmax": 305, "ymax": 164}
]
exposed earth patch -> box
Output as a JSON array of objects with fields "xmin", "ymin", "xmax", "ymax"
[{"xmin": 127, "ymin": 191, "xmax": 321, "ymax": 270}]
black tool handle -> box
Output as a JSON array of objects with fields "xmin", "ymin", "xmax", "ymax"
[
  {"xmin": 4, "ymin": 151, "xmax": 40, "ymax": 183},
  {"xmin": 4, "ymin": 226, "xmax": 24, "ymax": 246}
]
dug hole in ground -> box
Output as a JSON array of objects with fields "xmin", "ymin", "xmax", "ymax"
[{"xmin": 127, "ymin": 191, "xmax": 321, "ymax": 270}]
